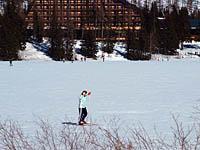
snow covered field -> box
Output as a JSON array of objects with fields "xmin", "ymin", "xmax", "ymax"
[{"xmin": 0, "ymin": 60, "xmax": 200, "ymax": 136}]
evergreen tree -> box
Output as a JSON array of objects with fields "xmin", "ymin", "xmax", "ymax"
[
  {"xmin": 64, "ymin": 21, "xmax": 75, "ymax": 61},
  {"xmin": 62, "ymin": 0, "xmax": 75, "ymax": 61},
  {"xmin": 126, "ymin": 4, "xmax": 151, "ymax": 61},
  {"xmin": 33, "ymin": 10, "xmax": 43, "ymax": 43},
  {"xmin": 0, "ymin": 14, "xmax": 4, "ymax": 58},
  {"xmin": 80, "ymin": 0, "xmax": 98, "ymax": 59},
  {"xmin": 179, "ymin": 7, "xmax": 190, "ymax": 49},
  {"xmin": 169, "ymin": 5, "xmax": 180, "ymax": 52},
  {"xmin": 157, "ymin": 9, "xmax": 167, "ymax": 54},
  {"xmin": 149, "ymin": 2, "xmax": 160, "ymax": 53},
  {"xmin": 48, "ymin": 5, "xmax": 65, "ymax": 61},
  {"xmin": 80, "ymin": 30, "xmax": 98, "ymax": 59},
  {"xmin": 100, "ymin": 1, "xmax": 115, "ymax": 54},
  {"xmin": 126, "ymin": 29, "xmax": 138, "ymax": 60},
  {"xmin": 101, "ymin": 30, "xmax": 115, "ymax": 54},
  {"xmin": 140, "ymin": 6, "xmax": 151, "ymax": 52},
  {"xmin": 97, "ymin": 1, "xmax": 106, "ymax": 39},
  {"xmin": 126, "ymin": 29, "xmax": 151, "ymax": 60},
  {"xmin": 163, "ymin": 8, "xmax": 179, "ymax": 55},
  {"xmin": 0, "ymin": 0, "xmax": 26, "ymax": 60},
  {"xmin": 187, "ymin": 0, "xmax": 193, "ymax": 14},
  {"xmin": 64, "ymin": 38, "xmax": 74, "ymax": 61}
]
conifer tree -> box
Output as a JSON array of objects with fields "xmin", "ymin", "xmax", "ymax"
[
  {"xmin": 170, "ymin": 5, "xmax": 180, "ymax": 51},
  {"xmin": 179, "ymin": 7, "xmax": 190, "ymax": 49},
  {"xmin": 149, "ymin": 2, "xmax": 160, "ymax": 53},
  {"xmin": 163, "ymin": 7, "xmax": 179, "ymax": 55},
  {"xmin": 80, "ymin": 30, "xmax": 98, "ymax": 59},
  {"xmin": 101, "ymin": 29, "xmax": 115, "ymax": 54},
  {"xmin": 64, "ymin": 37, "xmax": 74, "ymax": 61},
  {"xmin": 33, "ymin": 10, "xmax": 43, "ymax": 43},
  {"xmin": 80, "ymin": 0, "xmax": 98, "ymax": 59},
  {"xmin": 126, "ymin": 29, "xmax": 138, "ymax": 60},
  {"xmin": 48, "ymin": 3, "xmax": 65, "ymax": 61},
  {"xmin": 140, "ymin": 6, "xmax": 151, "ymax": 52},
  {"xmin": 100, "ymin": 1, "xmax": 115, "ymax": 54},
  {"xmin": 126, "ymin": 28, "xmax": 151, "ymax": 60},
  {"xmin": 0, "ymin": 0, "xmax": 26, "ymax": 60},
  {"xmin": 64, "ymin": 21, "xmax": 74, "ymax": 61},
  {"xmin": 64, "ymin": 1, "xmax": 75, "ymax": 61},
  {"xmin": 187, "ymin": 0, "xmax": 193, "ymax": 14}
]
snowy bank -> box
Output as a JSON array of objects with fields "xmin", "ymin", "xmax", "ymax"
[{"xmin": 18, "ymin": 42, "xmax": 51, "ymax": 61}]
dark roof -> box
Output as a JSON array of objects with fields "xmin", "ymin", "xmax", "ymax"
[
  {"xmin": 114, "ymin": 0, "xmax": 139, "ymax": 11},
  {"xmin": 117, "ymin": 0, "xmax": 132, "ymax": 5}
]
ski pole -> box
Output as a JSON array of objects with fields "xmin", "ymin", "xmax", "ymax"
[
  {"xmin": 88, "ymin": 92, "xmax": 92, "ymax": 124},
  {"xmin": 78, "ymin": 108, "xmax": 82, "ymax": 123}
]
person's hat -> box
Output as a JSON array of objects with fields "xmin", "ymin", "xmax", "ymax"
[{"xmin": 81, "ymin": 90, "xmax": 87, "ymax": 95}]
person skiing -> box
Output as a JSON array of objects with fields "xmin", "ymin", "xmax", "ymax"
[{"xmin": 78, "ymin": 90, "xmax": 91, "ymax": 125}]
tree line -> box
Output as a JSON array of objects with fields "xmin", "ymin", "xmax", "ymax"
[{"xmin": 0, "ymin": 0, "xmax": 199, "ymax": 61}]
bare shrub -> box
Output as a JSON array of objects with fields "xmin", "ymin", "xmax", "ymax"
[
  {"xmin": 34, "ymin": 119, "xmax": 60, "ymax": 150},
  {"xmin": 0, "ymin": 120, "xmax": 33, "ymax": 150},
  {"xmin": 0, "ymin": 115, "xmax": 200, "ymax": 150}
]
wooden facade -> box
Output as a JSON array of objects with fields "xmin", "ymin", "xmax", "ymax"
[{"xmin": 25, "ymin": 0, "xmax": 141, "ymax": 40}]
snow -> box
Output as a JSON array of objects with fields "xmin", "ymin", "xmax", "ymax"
[
  {"xmin": 96, "ymin": 42, "xmax": 127, "ymax": 61},
  {"xmin": 179, "ymin": 41, "xmax": 200, "ymax": 56},
  {"xmin": 1, "ymin": 40, "xmax": 200, "ymax": 137},
  {"xmin": 125, "ymin": 0, "xmax": 200, "ymax": 9},
  {"xmin": 158, "ymin": 17, "xmax": 165, "ymax": 20},
  {"xmin": 151, "ymin": 41, "xmax": 200, "ymax": 61},
  {"xmin": 19, "ymin": 42, "xmax": 51, "ymax": 61},
  {"xmin": 74, "ymin": 40, "xmax": 127, "ymax": 61},
  {"xmin": 19, "ymin": 40, "xmax": 200, "ymax": 62},
  {"xmin": 0, "ymin": 60, "xmax": 200, "ymax": 136}
]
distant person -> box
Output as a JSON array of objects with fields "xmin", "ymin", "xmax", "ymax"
[
  {"xmin": 84, "ymin": 57, "xmax": 86, "ymax": 62},
  {"xmin": 9, "ymin": 60, "xmax": 13, "ymax": 66},
  {"xmin": 78, "ymin": 90, "xmax": 91, "ymax": 125},
  {"xmin": 167, "ymin": 57, "xmax": 169, "ymax": 61},
  {"xmin": 102, "ymin": 53, "xmax": 105, "ymax": 62}
]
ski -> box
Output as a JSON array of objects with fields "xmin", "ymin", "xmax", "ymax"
[{"xmin": 62, "ymin": 122, "xmax": 97, "ymax": 126}]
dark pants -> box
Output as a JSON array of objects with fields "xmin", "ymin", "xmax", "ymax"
[{"xmin": 79, "ymin": 108, "xmax": 87, "ymax": 122}]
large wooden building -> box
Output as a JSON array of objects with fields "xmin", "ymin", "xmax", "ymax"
[{"xmin": 25, "ymin": 0, "xmax": 141, "ymax": 40}]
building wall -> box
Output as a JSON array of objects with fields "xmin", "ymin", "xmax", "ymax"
[{"xmin": 25, "ymin": 0, "xmax": 141, "ymax": 40}]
